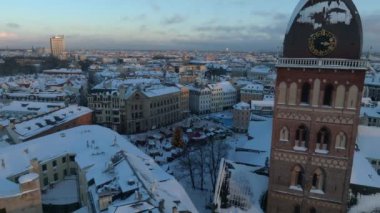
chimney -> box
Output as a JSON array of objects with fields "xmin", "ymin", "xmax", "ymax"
[
  {"xmin": 1, "ymin": 159, "xmax": 5, "ymax": 168},
  {"xmin": 29, "ymin": 158, "xmax": 40, "ymax": 173},
  {"xmin": 172, "ymin": 206, "xmax": 178, "ymax": 213}
]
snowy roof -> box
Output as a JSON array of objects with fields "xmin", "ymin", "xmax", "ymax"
[
  {"xmin": 233, "ymin": 102, "xmax": 250, "ymax": 110},
  {"xmin": 351, "ymin": 151, "xmax": 380, "ymax": 188},
  {"xmin": 93, "ymin": 78, "xmax": 160, "ymax": 91},
  {"xmin": 357, "ymin": 125, "xmax": 380, "ymax": 160},
  {"xmin": 251, "ymin": 99, "xmax": 274, "ymax": 108},
  {"xmin": 360, "ymin": 106, "xmax": 380, "ymax": 118},
  {"xmin": 0, "ymin": 101, "xmax": 65, "ymax": 115},
  {"xmin": 43, "ymin": 68, "xmax": 83, "ymax": 74},
  {"xmin": 296, "ymin": 1, "xmax": 352, "ymax": 30},
  {"xmin": 365, "ymin": 72, "xmax": 380, "ymax": 86},
  {"xmin": 218, "ymin": 81, "xmax": 236, "ymax": 93},
  {"xmin": 233, "ymin": 118, "xmax": 272, "ymax": 167},
  {"xmin": 5, "ymin": 91, "xmax": 68, "ymax": 98},
  {"xmin": 142, "ymin": 86, "xmax": 180, "ymax": 98},
  {"xmin": 350, "ymin": 125, "xmax": 380, "ymax": 188},
  {"xmin": 12, "ymin": 105, "xmax": 92, "ymax": 141},
  {"xmin": 18, "ymin": 172, "xmax": 39, "ymax": 184},
  {"xmin": 0, "ymin": 125, "xmax": 197, "ymax": 212},
  {"xmin": 241, "ymin": 83, "xmax": 264, "ymax": 91},
  {"xmin": 249, "ymin": 65, "xmax": 270, "ymax": 74}
]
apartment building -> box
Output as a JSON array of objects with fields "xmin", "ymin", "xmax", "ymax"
[{"xmin": 88, "ymin": 81, "xmax": 183, "ymax": 134}]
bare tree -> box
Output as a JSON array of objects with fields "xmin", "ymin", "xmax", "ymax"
[
  {"xmin": 178, "ymin": 148, "xmax": 196, "ymax": 189},
  {"xmin": 194, "ymin": 146, "xmax": 206, "ymax": 190},
  {"xmin": 207, "ymin": 138, "xmax": 229, "ymax": 191}
]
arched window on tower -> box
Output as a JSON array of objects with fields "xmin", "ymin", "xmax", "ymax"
[
  {"xmin": 348, "ymin": 85, "xmax": 359, "ymax": 109},
  {"xmin": 335, "ymin": 132, "xmax": 347, "ymax": 150},
  {"xmin": 288, "ymin": 82, "xmax": 298, "ymax": 105},
  {"xmin": 294, "ymin": 125, "xmax": 308, "ymax": 151},
  {"xmin": 323, "ymin": 84, "xmax": 334, "ymax": 106},
  {"xmin": 278, "ymin": 82, "xmax": 287, "ymax": 104},
  {"xmin": 335, "ymin": 85, "xmax": 346, "ymax": 108},
  {"xmin": 316, "ymin": 127, "xmax": 330, "ymax": 154},
  {"xmin": 290, "ymin": 165, "xmax": 304, "ymax": 190},
  {"xmin": 280, "ymin": 127, "xmax": 289, "ymax": 142},
  {"xmin": 300, "ymin": 82, "xmax": 311, "ymax": 104},
  {"xmin": 311, "ymin": 168, "xmax": 325, "ymax": 193}
]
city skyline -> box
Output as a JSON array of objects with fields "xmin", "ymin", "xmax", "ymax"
[{"xmin": 0, "ymin": 0, "xmax": 379, "ymax": 51}]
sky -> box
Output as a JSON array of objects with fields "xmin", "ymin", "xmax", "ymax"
[{"xmin": 0, "ymin": 0, "xmax": 379, "ymax": 51}]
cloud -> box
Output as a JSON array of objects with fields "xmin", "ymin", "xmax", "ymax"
[
  {"xmin": 151, "ymin": 3, "xmax": 160, "ymax": 12},
  {"xmin": 135, "ymin": 14, "xmax": 147, "ymax": 21},
  {"xmin": 195, "ymin": 25, "xmax": 247, "ymax": 33},
  {"xmin": 121, "ymin": 16, "xmax": 129, "ymax": 21},
  {"xmin": 0, "ymin": 32, "xmax": 18, "ymax": 40},
  {"xmin": 6, "ymin": 23, "xmax": 20, "ymax": 28},
  {"xmin": 162, "ymin": 15, "xmax": 186, "ymax": 25},
  {"xmin": 139, "ymin": 25, "xmax": 147, "ymax": 32}
]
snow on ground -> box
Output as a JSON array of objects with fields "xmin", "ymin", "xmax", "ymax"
[
  {"xmin": 42, "ymin": 176, "xmax": 79, "ymax": 205},
  {"xmin": 349, "ymin": 193, "xmax": 380, "ymax": 213}
]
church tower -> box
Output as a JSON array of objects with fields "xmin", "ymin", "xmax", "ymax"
[{"xmin": 267, "ymin": 0, "xmax": 368, "ymax": 212}]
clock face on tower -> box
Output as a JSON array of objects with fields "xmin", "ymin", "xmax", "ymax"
[{"xmin": 308, "ymin": 29, "xmax": 337, "ymax": 57}]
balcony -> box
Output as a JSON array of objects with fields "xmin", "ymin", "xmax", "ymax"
[{"xmin": 276, "ymin": 58, "xmax": 369, "ymax": 70}]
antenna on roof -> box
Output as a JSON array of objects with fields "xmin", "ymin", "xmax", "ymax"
[
  {"xmin": 1, "ymin": 159, "xmax": 5, "ymax": 168},
  {"xmin": 112, "ymin": 136, "xmax": 118, "ymax": 147}
]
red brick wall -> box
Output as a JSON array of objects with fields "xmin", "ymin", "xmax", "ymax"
[{"xmin": 267, "ymin": 67, "xmax": 366, "ymax": 213}]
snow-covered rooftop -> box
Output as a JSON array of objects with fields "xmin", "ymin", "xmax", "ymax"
[
  {"xmin": 218, "ymin": 81, "xmax": 236, "ymax": 93},
  {"xmin": 249, "ymin": 65, "xmax": 270, "ymax": 74},
  {"xmin": 0, "ymin": 125, "xmax": 197, "ymax": 212},
  {"xmin": 12, "ymin": 105, "xmax": 92, "ymax": 141},
  {"xmin": 142, "ymin": 86, "xmax": 180, "ymax": 98},
  {"xmin": 43, "ymin": 68, "xmax": 83, "ymax": 74},
  {"xmin": 241, "ymin": 83, "xmax": 264, "ymax": 91},
  {"xmin": 233, "ymin": 102, "xmax": 250, "ymax": 110},
  {"xmin": 231, "ymin": 118, "xmax": 272, "ymax": 167},
  {"xmin": 0, "ymin": 101, "xmax": 65, "ymax": 115},
  {"xmin": 350, "ymin": 125, "xmax": 380, "ymax": 189}
]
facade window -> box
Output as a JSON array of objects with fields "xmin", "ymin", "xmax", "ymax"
[
  {"xmin": 335, "ymin": 132, "xmax": 347, "ymax": 149},
  {"xmin": 62, "ymin": 157, "xmax": 66, "ymax": 164},
  {"xmin": 64, "ymin": 169, "xmax": 67, "ymax": 176},
  {"xmin": 294, "ymin": 125, "xmax": 308, "ymax": 151},
  {"xmin": 54, "ymin": 173, "xmax": 58, "ymax": 181},
  {"xmin": 280, "ymin": 127, "xmax": 289, "ymax": 142},
  {"xmin": 300, "ymin": 83, "xmax": 311, "ymax": 104},
  {"xmin": 311, "ymin": 168, "xmax": 324, "ymax": 192},
  {"xmin": 43, "ymin": 177, "xmax": 49, "ymax": 186},
  {"xmin": 290, "ymin": 165, "xmax": 304, "ymax": 189},
  {"xmin": 69, "ymin": 155, "xmax": 75, "ymax": 162},
  {"xmin": 316, "ymin": 127, "xmax": 330, "ymax": 153},
  {"xmin": 52, "ymin": 160, "xmax": 57, "ymax": 167},
  {"xmin": 42, "ymin": 164, "xmax": 47, "ymax": 171},
  {"xmin": 323, "ymin": 84, "xmax": 334, "ymax": 106}
]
